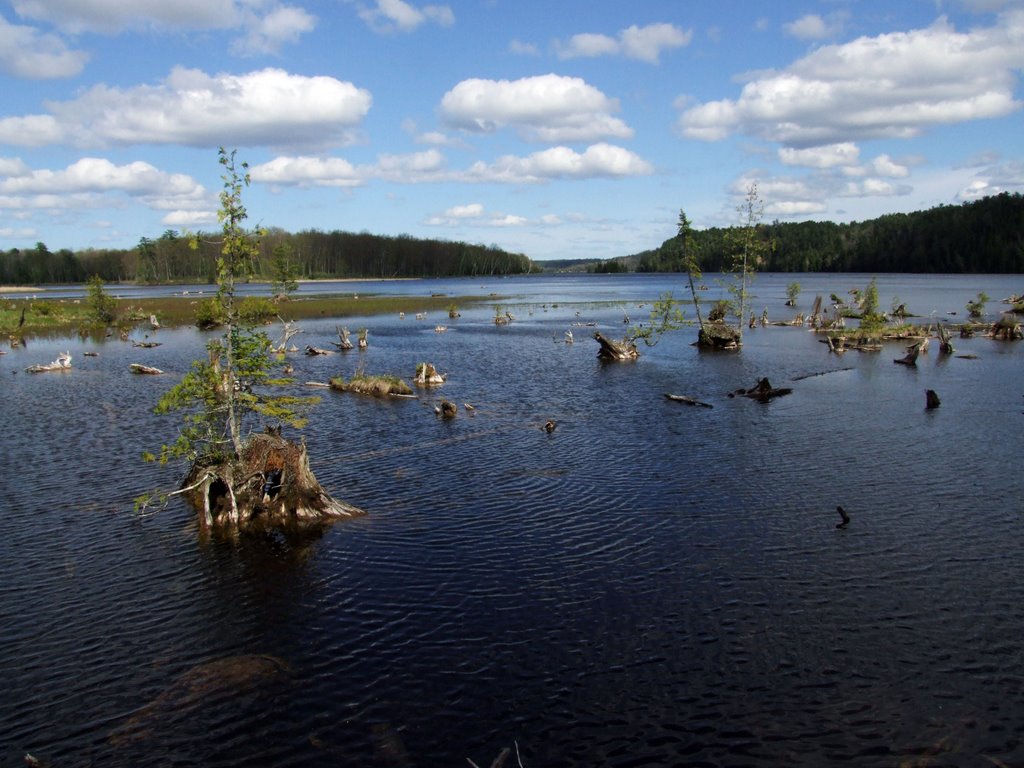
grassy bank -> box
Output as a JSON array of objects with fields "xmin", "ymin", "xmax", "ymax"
[{"xmin": 1, "ymin": 293, "xmax": 485, "ymax": 338}]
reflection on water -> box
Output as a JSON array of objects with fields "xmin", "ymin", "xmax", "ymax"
[{"xmin": 2, "ymin": 274, "xmax": 1024, "ymax": 767}]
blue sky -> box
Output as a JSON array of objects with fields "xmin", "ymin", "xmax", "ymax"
[{"xmin": 1, "ymin": 0, "xmax": 1022, "ymax": 261}]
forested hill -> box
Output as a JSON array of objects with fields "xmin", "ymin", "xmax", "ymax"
[
  {"xmin": 631, "ymin": 192, "xmax": 1024, "ymax": 274},
  {"xmin": 0, "ymin": 228, "xmax": 536, "ymax": 285}
]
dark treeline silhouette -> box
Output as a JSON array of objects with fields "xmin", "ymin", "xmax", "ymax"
[
  {"xmin": 636, "ymin": 192, "xmax": 1024, "ymax": 274},
  {"xmin": 0, "ymin": 227, "xmax": 536, "ymax": 285}
]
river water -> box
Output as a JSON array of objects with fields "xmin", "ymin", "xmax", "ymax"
[{"xmin": 2, "ymin": 273, "xmax": 1023, "ymax": 767}]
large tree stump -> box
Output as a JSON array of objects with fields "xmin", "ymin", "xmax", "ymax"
[
  {"xmin": 593, "ymin": 331, "xmax": 638, "ymax": 360},
  {"xmin": 696, "ymin": 322, "xmax": 742, "ymax": 349},
  {"xmin": 180, "ymin": 430, "xmax": 364, "ymax": 529}
]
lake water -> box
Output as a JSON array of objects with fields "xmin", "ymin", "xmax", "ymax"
[{"xmin": 2, "ymin": 273, "xmax": 1024, "ymax": 767}]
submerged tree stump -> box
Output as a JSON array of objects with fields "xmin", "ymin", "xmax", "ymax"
[
  {"xmin": 593, "ymin": 331, "xmax": 638, "ymax": 360},
  {"xmin": 179, "ymin": 430, "xmax": 364, "ymax": 529},
  {"xmin": 696, "ymin": 323, "xmax": 742, "ymax": 349},
  {"xmin": 731, "ymin": 377, "xmax": 792, "ymax": 402}
]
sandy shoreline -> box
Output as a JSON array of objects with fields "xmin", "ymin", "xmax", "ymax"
[{"xmin": 0, "ymin": 286, "xmax": 39, "ymax": 293}]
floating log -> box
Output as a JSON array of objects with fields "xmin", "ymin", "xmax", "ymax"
[
  {"xmin": 593, "ymin": 331, "xmax": 638, "ymax": 360},
  {"xmin": 129, "ymin": 363, "xmax": 164, "ymax": 375},
  {"xmin": 664, "ymin": 393, "xmax": 714, "ymax": 408},
  {"xmin": 25, "ymin": 351, "xmax": 71, "ymax": 373},
  {"xmin": 133, "ymin": 340, "xmax": 161, "ymax": 348},
  {"xmin": 731, "ymin": 377, "xmax": 792, "ymax": 402},
  {"xmin": 304, "ymin": 345, "xmax": 335, "ymax": 356},
  {"xmin": 179, "ymin": 430, "xmax": 364, "ymax": 529}
]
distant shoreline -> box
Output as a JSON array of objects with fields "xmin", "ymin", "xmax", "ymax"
[{"xmin": 0, "ymin": 286, "xmax": 39, "ymax": 293}]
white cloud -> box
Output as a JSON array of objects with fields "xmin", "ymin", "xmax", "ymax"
[
  {"xmin": 440, "ymin": 73, "xmax": 632, "ymax": 143},
  {"xmin": 508, "ymin": 38, "xmax": 540, "ymax": 56},
  {"xmin": 868, "ymin": 154, "xmax": 910, "ymax": 178},
  {"xmin": 556, "ymin": 22, "xmax": 691, "ymax": 63},
  {"xmin": 34, "ymin": 67, "xmax": 371, "ymax": 150},
  {"xmin": 463, "ymin": 144, "xmax": 653, "ymax": 183},
  {"xmin": 0, "ymin": 157, "xmax": 209, "ymax": 216},
  {"xmin": 0, "ymin": 115, "xmax": 65, "ymax": 146},
  {"xmin": 783, "ymin": 13, "xmax": 847, "ymax": 41},
  {"xmin": 779, "ymin": 143, "xmax": 860, "ymax": 168},
  {"xmin": 11, "ymin": 0, "xmax": 240, "ymax": 33},
  {"xmin": 250, "ymin": 143, "xmax": 652, "ymax": 189},
  {"xmin": 353, "ymin": 0, "xmax": 454, "ymax": 33},
  {"xmin": 11, "ymin": 1, "xmax": 316, "ymax": 53},
  {"xmin": 162, "ymin": 210, "xmax": 218, "ymax": 227},
  {"xmin": 0, "ymin": 14, "xmax": 90, "ymax": 78},
  {"xmin": 232, "ymin": 5, "xmax": 316, "ymax": 55},
  {"xmin": 251, "ymin": 155, "xmax": 363, "ymax": 187},
  {"xmin": 425, "ymin": 203, "xmax": 528, "ymax": 228},
  {"xmin": 680, "ymin": 11, "xmax": 1024, "ymax": 147},
  {"xmin": 445, "ymin": 203, "xmax": 484, "ymax": 218}
]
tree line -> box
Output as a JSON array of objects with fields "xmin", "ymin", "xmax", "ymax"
[
  {"xmin": 630, "ymin": 192, "xmax": 1024, "ymax": 274},
  {"xmin": 0, "ymin": 228, "xmax": 536, "ymax": 285}
]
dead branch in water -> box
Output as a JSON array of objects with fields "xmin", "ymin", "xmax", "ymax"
[{"xmin": 664, "ymin": 393, "xmax": 713, "ymax": 408}]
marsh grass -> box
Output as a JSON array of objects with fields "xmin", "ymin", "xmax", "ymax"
[{"xmin": 1, "ymin": 292, "xmax": 485, "ymax": 338}]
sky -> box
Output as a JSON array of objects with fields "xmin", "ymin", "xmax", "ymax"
[{"xmin": 1, "ymin": 0, "xmax": 1023, "ymax": 262}]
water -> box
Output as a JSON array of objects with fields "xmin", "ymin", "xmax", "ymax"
[{"xmin": 2, "ymin": 273, "xmax": 1023, "ymax": 767}]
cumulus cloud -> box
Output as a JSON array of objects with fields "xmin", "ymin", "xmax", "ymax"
[
  {"xmin": 462, "ymin": 144, "xmax": 653, "ymax": 183},
  {"xmin": 251, "ymin": 155, "xmax": 363, "ymax": 187},
  {"xmin": 440, "ymin": 73, "xmax": 632, "ymax": 143},
  {"xmin": 679, "ymin": 11, "xmax": 1024, "ymax": 147},
  {"xmin": 249, "ymin": 143, "xmax": 652, "ymax": 188},
  {"xmin": 556, "ymin": 22, "xmax": 692, "ymax": 63},
  {"xmin": 0, "ymin": 115, "xmax": 66, "ymax": 146},
  {"xmin": 352, "ymin": 0, "xmax": 454, "ymax": 33},
  {"xmin": 424, "ymin": 203, "xmax": 529, "ymax": 228},
  {"xmin": 11, "ymin": 0, "xmax": 240, "ymax": 33},
  {"xmin": 11, "ymin": 0, "xmax": 316, "ymax": 53},
  {"xmin": 779, "ymin": 143, "xmax": 860, "ymax": 168},
  {"xmin": 0, "ymin": 157, "xmax": 209, "ymax": 215},
  {"xmin": 29, "ymin": 67, "xmax": 371, "ymax": 150},
  {"xmin": 232, "ymin": 5, "xmax": 316, "ymax": 55},
  {"xmin": 0, "ymin": 14, "xmax": 89, "ymax": 78}
]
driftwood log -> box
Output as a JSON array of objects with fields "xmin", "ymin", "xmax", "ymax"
[
  {"xmin": 129, "ymin": 363, "xmax": 164, "ymax": 375},
  {"xmin": 26, "ymin": 351, "xmax": 71, "ymax": 372},
  {"xmin": 731, "ymin": 377, "xmax": 793, "ymax": 402},
  {"xmin": 664, "ymin": 393, "xmax": 713, "ymax": 408},
  {"xmin": 179, "ymin": 430, "xmax": 364, "ymax": 529},
  {"xmin": 593, "ymin": 332, "xmax": 638, "ymax": 360}
]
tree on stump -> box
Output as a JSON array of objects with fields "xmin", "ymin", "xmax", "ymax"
[{"xmin": 143, "ymin": 148, "xmax": 363, "ymax": 529}]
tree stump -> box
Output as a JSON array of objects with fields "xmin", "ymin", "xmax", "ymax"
[
  {"xmin": 732, "ymin": 377, "xmax": 792, "ymax": 402},
  {"xmin": 696, "ymin": 323, "xmax": 742, "ymax": 349},
  {"xmin": 179, "ymin": 430, "xmax": 364, "ymax": 529},
  {"xmin": 593, "ymin": 331, "xmax": 638, "ymax": 360}
]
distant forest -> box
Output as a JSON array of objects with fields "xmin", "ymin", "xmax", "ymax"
[
  {"xmin": 610, "ymin": 192, "xmax": 1024, "ymax": 275},
  {"xmin": 0, "ymin": 228, "xmax": 536, "ymax": 285},
  {"xmin": 4, "ymin": 193, "xmax": 1022, "ymax": 285}
]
